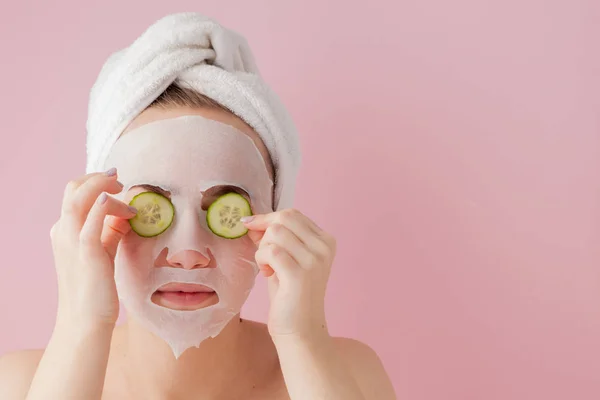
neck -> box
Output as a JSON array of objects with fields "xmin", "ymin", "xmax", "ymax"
[{"xmin": 119, "ymin": 315, "xmax": 255, "ymax": 398}]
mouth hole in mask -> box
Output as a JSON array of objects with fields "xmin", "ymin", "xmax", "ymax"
[{"xmin": 150, "ymin": 284, "xmax": 220, "ymax": 311}]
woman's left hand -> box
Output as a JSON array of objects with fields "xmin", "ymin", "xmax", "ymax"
[{"xmin": 242, "ymin": 209, "xmax": 336, "ymax": 342}]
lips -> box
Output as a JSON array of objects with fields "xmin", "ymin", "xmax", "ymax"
[
  {"xmin": 157, "ymin": 282, "xmax": 215, "ymax": 293},
  {"xmin": 152, "ymin": 282, "xmax": 218, "ymax": 310}
]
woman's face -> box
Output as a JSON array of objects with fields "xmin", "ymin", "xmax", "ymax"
[
  {"xmin": 103, "ymin": 106, "xmax": 274, "ymax": 356},
  {"xmin": 117, "ymin": 106, "xmax": 273, "ymax": 311}
]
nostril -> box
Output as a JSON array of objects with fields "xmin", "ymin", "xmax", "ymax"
[{"xmin": 167, "ymin": 250, "xmax": 212, "ymax": 270}]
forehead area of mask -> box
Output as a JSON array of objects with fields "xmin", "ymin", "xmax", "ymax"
[{"xmin": 104, "ymin": 115, "xmax": 272, "ymax": 194}]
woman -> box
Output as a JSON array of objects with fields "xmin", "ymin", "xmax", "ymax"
[{"xmin": 0, "ymin": 13, "xmax": 396, "ymax": 400}]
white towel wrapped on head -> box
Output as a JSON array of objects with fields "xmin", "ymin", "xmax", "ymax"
[{"xmin": 86, "ymin": 12, "xmax": 301, "ymax": 211}]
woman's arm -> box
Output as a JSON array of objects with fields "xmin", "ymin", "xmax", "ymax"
[
  {"xmin": 25, "ymin": 323, "xmax": 113, "ymax": 400},
  {"xmin": 243, "ymin": 210, "xmax": 396, "ymax": 400},
  {"xmin": 0, "ymin": 350, "xmax": 42, "ymax": 399},
  {"xmin": 15, "ymin": 170, "xmax": 135, "ymax": 399},
  {"xmin": 275, "ymin": 334, "xmax": 396, "ymax": 400}
]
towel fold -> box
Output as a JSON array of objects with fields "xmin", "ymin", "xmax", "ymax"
[{"xmin": 86, "ymin": 12, "xmax": 301, "ymax": 211}]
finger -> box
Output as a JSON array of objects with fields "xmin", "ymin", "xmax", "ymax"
[
  {"xmin": 243, "ymin": 208, "xmax": 322, "ymax": 234},
  {"xmin": 260, "ymin": 264, "xmax": 275, "ymax": 277},
  {"xmin": 267, "ymin": 272, "xmax": 279, "ymax": 300},
  {"xmin": 102, "ymin": 215, "xmax": 134, "ymax": 260},
  {"xmin": 247, "ymin": 230, "xmax": 265, "ymax": 246},
  {"xmin": 63, "ymin": 173, "xmax": 124, "ymax": 225},
  {"xmin": 79, "ymin": 193, "xmax": 136, "ymax": 256},
  {"xmin": 273, "ymin": 210, "xmax": 334, "ymax": 258},
  {"xmin": 261, "ymin": 224, "xmax": 315, "ymax": 268},
  {"xmin": 242, "ymin": 212, "xmax": 280, "ymax": 231},
  {"xmin": 244, "ymin": 209, "xmax": 322, "ymax": 241},
  {"xmin": 73, "ymin": 170, "xmax": 117, "ymax": 188},
  {"xmin": 63, "ymin": 170, "xmax": 117, "ymax": 200},
  {"xmin": 255, "ymin": 243, "xmax": 299, "ymax": 279}
]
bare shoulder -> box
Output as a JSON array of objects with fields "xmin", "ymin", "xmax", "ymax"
[
  {"xmin": 332, "ymin": 337, "xmax": 397, "ymax": 400},
  {"xmin": 0, "ymin": 349, "xmax": 44, "ymax": 398}
]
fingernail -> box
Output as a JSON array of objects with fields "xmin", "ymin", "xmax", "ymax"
[
  {"xmin": 128, "ymin": 206, "xmax": 137, "ymax": 214},
  {"xmin": 241, "ymin": 216, "xmax": 254, "ymax": 223},
  {"xmin": 117, "ymin": 181, "xmax": 124, "ymax": 189},
  {"xmin": 98, "ymin": 192, "xmax": 108, "ymax": 205},
  {"xmin": 105, "ymin": 167, "xmax": 117, "ymax": 177}
]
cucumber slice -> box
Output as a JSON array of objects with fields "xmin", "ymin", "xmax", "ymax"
[
  {"xmin": 206, "ymin": 192, "xmax": 252, "ymax": 239},
  {"xmin": 129, "ymin": 192, "xmax": 175, "ymax": 237}
]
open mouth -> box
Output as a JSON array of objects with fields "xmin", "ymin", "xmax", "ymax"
[{"xmin": 151, "ymin": 282, "xmax": 219, "ymax": 311}]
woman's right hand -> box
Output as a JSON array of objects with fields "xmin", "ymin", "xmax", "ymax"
[{"xmin": 50, "ymin": 168, "xmax": 137, "ymax": 330}]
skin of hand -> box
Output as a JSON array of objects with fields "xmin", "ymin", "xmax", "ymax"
[
  {"xmin": 243, "ymin": 209, "xmax": 335, "ymax": 341},
  {"xmin": 51, "ymin": 168, "xmax": 136, "ymax": 330}
]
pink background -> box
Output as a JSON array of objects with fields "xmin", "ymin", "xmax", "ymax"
[{"xmin": 1, "ymin": 1, "xmax": 599, "ymax": 398}]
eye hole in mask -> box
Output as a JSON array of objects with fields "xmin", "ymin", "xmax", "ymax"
[
  {"xmin": 128, "ymin": 187, "xmax": 253, "ymax": 239},
  {"xmin": 205, "ymin": 192, "xmax": 253, "ymax": 239},
  {"xmin": 128, "ymin": 191, "xmax": 175, "ymax": 238}
]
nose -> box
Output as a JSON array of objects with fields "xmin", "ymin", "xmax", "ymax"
[{"xmin": 166, "ymin": 250, "xmax": 212, "ymax": 270}]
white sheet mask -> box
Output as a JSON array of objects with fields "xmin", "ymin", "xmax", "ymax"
[{"xmin": 104, "ymin": 115, "xmax": 273, "ymax": 358}]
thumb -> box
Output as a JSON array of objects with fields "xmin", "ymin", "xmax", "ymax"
[
  {"xmin": 247, "ymin": 230, "xmax": 274, "ymax": 277},
  {"xmin": 247, "ymin": 229, "xmax": 265, "ymax": 246},
  {"xmin": 101, "ymin": 216, "xmax": 132, "ymax": 260},
  {"xmin": 267, "ymin": 273, "xmax": 279, "ymax": 300}
]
